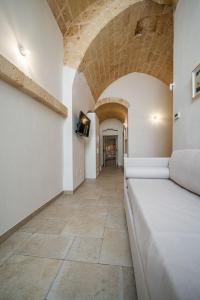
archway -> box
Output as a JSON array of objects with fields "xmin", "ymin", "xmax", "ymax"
[
  {"xmin": 93, "ymin": 98, "xmax": 128, "ymax": 124},
  {"xmin": 93, "ymin": 97, "xmax": 129, "ymax": 168}
]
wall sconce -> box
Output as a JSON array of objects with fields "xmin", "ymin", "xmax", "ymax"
[
  {"xmin": 169, "ymin": 82, "xmax": 175, "ymax": 91},
  {"xmin": 151, "ymin": 114, "xmax": 161, "ymax": 124},
  {"xmin": 18, "ymin": 45, "xmax": 30, "ymax": 57}
]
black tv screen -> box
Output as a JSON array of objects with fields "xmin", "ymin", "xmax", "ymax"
[{"xmin": 76, "ymin": 111, "xmax": 91, "ymax": 137}]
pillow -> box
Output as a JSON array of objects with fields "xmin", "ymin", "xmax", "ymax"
[
  {"xmin": 169, "ymin": 149, "xmax": 200, "ymax": 196},
  {"xmin": 125, "ymin": 167, "xmax": 169, "ymax": 179}
]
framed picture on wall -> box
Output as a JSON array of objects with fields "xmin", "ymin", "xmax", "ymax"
[{"xmin": 192, "ymin": 64, "xmax": 200, "ymax": 99}]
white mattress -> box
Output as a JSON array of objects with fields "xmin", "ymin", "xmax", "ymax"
[{"xmin": 127, "ymin": 178, "xmax": 200, "ymax": 300}]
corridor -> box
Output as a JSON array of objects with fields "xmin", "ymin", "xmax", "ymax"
[{"xmin": 0, "ymin": 168, "xmax": 136, "ymax": 300}]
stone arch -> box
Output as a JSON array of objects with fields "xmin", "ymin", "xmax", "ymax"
[
  {"xmin": 94, "ymin": 97, "xmax": 129, "ymax": 111},
  {"xmin": 93, "ymin": 97, "xmax": 128, "ymax": 123}
]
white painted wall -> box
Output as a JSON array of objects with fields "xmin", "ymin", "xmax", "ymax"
[
  {"xmin": 62, "ymin": 67, "xmax": 95, "ymax": 191},
  {"xmin": 0, "ymin": 0, "xmax": 63, "ymax": 99},
  {"xmin": 99, "ymin": 73, "xmax": 172, "ymax": 157},
  {"xmin": 72, "ymin": 72, "xmax": 95, "ymax": 189},
  {"xmin": 100, "ymin": 119, "xmax": 124, "ymax": 166},
  {"xmin": 173, "ymin": 0, "xmax": 200, "ymax": 149},
  {"xmin": 85, "ymin": 113, "xmax": 99, "ymax": 179},
  {"xmin": 0, "ymin": 81, "xmax": 63, "ymax": 235},
  {"xmin": 0, "ymin": 1, "xmax": 64, "ymax": 235},
  {"xmin": 63, "ymin": 66, "xmax": 76, "ymax": 192}
]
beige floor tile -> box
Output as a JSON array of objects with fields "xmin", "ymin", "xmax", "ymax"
[
  {"xmin": 0, "ymin": 232, "xmax": 32, "ymax": 266},
  {"xmin": 58, "ymin": 194, "xmax": 80, "ymax": 202},
  {"xmin": 122, "ymin": 266, "xmax": 138, "ymax": 300},
  {"xmin": 81, "ymin": 183, "xmax": 102, "ymax": 192},
  {"xmin": 75, "ymin": 192, "xmax": 101, "ymax": 200},
  {"xmin": 106, "ymin": 207, "xmax": 127, "ymax": 230},
  {"xmin": 77, "ymin": 185, "xmax": 102, "ymax": 193},
  {"xmin": 60, "ymin": 205, "xmax": 108, "ymax": 221},
  {"xmin": 18, "ymin": 218, "xmax": 66, "ymax": 235},
  {"xmin": 101, "ymin": 190, "xmax": 123, "ymax": 197},
  {"xmin": 107, "ymin": 206, "xmax": 125, "ymax": 215},
  {"xmin": 18, "ymin": 218, "xmax": 44, "ymax": 233},
  {"xmin": 0, "ymin": 254, "xmax": 61, "ymax": 300},
  {"xmin": 66, "ymin": 237, "xmax": 102, "ymax": 263},
  {"xmin": 101, "ymin": 185, "xmax": 124, "ymax": 199},
  {"xmin": 97, "ymin": 195, "xmax": 123, "ymax": 207},
  {"xmin": 77, "ymin": 198, "xmax": 98, "ymax": 207},
  {"xmin": 16, "ymin": 233, "xmax": 74, "ymax": 259},
  {"xmin": 79, "ymin": 205, "xmax": 108, "ymax": 217},
  {"xmin": 38, "ymin": 219, "xmax": 67, "ymax": 235},
  {"xmin": 50, "ymin": 198, "xmax": 79, "ymax": 207},
  {"xmin": 47, "ymin": 261, "xmax": 136, "ymax": 300},
  {"xmin": 99, "ymin": 228, "xmax": 132, "ymax": 267},
  {"xmin": 61, "ymin": 214, "xmax": 106, "ymax": 238},
  {"xmin": 37, "ymin": 204, "xmax": 78, "ymax": 220},
  {"xmin": 0, "ymin": 167, "xmax": 135, "ymax": 300}
]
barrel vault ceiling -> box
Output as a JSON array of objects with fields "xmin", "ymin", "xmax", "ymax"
[
  {"xmin": 93, "ymin": 97, "xmax": 129, "ymax": 123},
  {"xmin": 47, "ymin": 0, "xmax": 96, "ymax": 34},
  {"xmin": 48, "ymin": 0, "xmax": 174, "ymax": 100},
  {"xmin": 94, "ymin": 102, "xmax": 128, "ymax": 123}
]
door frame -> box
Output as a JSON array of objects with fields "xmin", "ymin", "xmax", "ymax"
[{"xmin": 103, "ymin": 135, "xmax": 118, "ymax": 167}]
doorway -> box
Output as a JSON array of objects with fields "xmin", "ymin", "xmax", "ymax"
[{"xmin": 103, "ymin": 135, "xmax": 118, "ymax": 167}]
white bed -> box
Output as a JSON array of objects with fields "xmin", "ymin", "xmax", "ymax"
[{"xmin": 124, "ymin": 151, "xmax": 200, "ymax": 300}]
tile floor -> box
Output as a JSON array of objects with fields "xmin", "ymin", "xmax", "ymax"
[{"xmin": 0, "ymin": 167, "xmax": 137, "ymax": 300}]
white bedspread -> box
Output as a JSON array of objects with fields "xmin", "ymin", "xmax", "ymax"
[{"xmin": 127, "ymin": 178, "xmax": 200, "ymax": 300}]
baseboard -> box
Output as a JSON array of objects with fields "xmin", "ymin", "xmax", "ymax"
[
  {"xmin": 0, "ymin": 191, "xmax": 63, "ymax": 245},
  {"xmin": 64, "ymin": 179, "xmax": 85, "ymax": 194},
  {"xmin": 63, "ymin": 190, "xmax": 74, "ymax": 194}
]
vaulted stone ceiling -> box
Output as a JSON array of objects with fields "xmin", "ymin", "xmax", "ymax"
[
  {"xmin": 94, "ymin": 97, "xmax": 128, "ymax": 123},
  {"xmin": 48, "ymin": 0, "xmax": 174, "ymax": 100},
  {"xmin": 94, "ymin": 103, "xmax": 128, "ymax": 123},
  {"xmin": 79, "ymin": 1, "xmax": 173, "ymax": 99},
  {"xmin": 47, "ymin": 0, "xmax": 96, "ymax": 34}
]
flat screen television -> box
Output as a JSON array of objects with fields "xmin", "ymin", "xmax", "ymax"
[{"xmin": 76, "ymin": 111, "xmax": 91, "ymax": 137}]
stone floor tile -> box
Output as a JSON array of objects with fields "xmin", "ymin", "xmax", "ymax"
[
  {"xmin": 16, "ymin": 233, "xmax": 74, "ymax": 259},
  {"xmin": 66, "ymin": 236, "xmax": 102, "ymax": 263},
  {"xmin": 75, "ymin": 191, "xmax": 101, "ymax": 200},
  {"xmin": 99, "ymin": 228, "xmax": 132, "ymax": 267},
  {"xmin": 18, "ymin": 218, "xmax": 66, "ymax": 235},
  {"xmin": 47, "ymin": 261, "xmax": 136, "ymax": 300},
  {"xmin": 0, "ymin": 167, "xmax": 135, "ymax": 299},
  {"xmin": 37, "ymin": 218, "xmax": 67, "ymax": 235},
  {"xmin": 106, "ymin": 207, "xmax": 127, "ymax": 230},
  {"xmin": 0, "ymin": 232, "xmax": 32, "ymax": 266},
  {"xmin": 61, "ymin": 214, "xmax": 106, "ymax": 238},
  {"xmin": 77, "ymin": 198, "xmax": 98, "ymax": 207},
  {"xmin": 0, "ymin": 254, "xmax": 61, "ymax": 300},
  {"xmin": 18, "ymin": 218, "xmax": 44, "ymax": 233},
  {"xmin": 97, "ymin": 195, "xmax": 123, "ymax": 207},
  {"xmin": 79, "ymin": 205, "xmax": 108, "ymax": 217},
  {"xmin": 37, "ymin": 204, "xmax": 78, "ymax": 220},
  {"xmin": 122, "ymin": 266, "xmax": 138, "ymax": 300}
]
